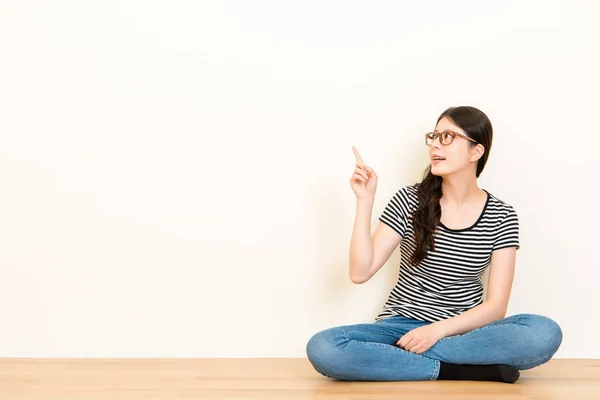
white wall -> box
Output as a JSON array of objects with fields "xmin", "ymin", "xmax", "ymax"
[{"xmin": 1, "ymin": 0, "xmax": 598, "ymax": 358}]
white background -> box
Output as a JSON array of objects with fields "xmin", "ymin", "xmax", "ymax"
[{"xmin": 1, "ymin": 0, "xmax": 598, "ymax": 358}]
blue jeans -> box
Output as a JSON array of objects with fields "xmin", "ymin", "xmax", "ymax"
[{"xmin": 306, "ymin": 313, "xmax": 562, "ymax": 381}]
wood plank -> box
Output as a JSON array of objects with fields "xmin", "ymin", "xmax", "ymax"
[{"xmin": 0, "ymin": 358, "xmax": 598, "ymax": 400}]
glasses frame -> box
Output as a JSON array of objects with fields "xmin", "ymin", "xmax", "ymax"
[{"xmin": 425, "ymin": 130, "xmax": 478, "ymax": 146}]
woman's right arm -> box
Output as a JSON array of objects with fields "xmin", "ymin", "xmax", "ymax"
[
  {"xmin": 349, "ymin": 199, "xmax": 401, "ymax": 284},
  {"xmin": 348, "ymin": 146, "xmax": 401, "ymax": 284}
]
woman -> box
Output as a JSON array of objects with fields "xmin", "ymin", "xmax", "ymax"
[{"xmin": 306, "ymin": 106, "xmax": 562, "ymax": 383}]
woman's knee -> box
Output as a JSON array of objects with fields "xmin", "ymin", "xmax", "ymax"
[
  {"xmin": 514, "ymin": 313, "xmax": 563, "ymax": 359},
  {"xmin": 306, "ymin": 327, "xmax": 347, "ymax": 375}
]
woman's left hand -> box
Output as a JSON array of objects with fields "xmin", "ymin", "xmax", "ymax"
[{"xmin": 396, "ymin": 324, "xmax": 445, "ymax": 354}]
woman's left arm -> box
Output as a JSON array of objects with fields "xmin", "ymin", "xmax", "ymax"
[{"xmin": 434, "ymin": 246, "xmax": 517, "ymax": 338}]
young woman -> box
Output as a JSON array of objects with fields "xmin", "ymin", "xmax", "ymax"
[{"xmin": 306, "ymin": 106, "xmax": 562, "ymax": 383}]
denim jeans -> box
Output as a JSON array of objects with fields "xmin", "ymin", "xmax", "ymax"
[{"xmin": 306, "ymin": 313, "xmax": 562, "ymax": 381}]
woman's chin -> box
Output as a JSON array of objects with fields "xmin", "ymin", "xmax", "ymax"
[{"xmin": 430, "ymin": 165, "xmax": 446, "ymax": 177}]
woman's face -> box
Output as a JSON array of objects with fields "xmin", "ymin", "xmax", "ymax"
[{"xmin": 429, "ymin": 117, "xmax": 481, "ymax": 177}]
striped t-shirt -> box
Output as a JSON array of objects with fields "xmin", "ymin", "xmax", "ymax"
[{"xmin": 376, "ymin": 185, "xmax": 520, "ymax": 323}]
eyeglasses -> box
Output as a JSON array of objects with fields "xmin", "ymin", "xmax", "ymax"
[{"xmin": 425, "ymin": 130, "xmax": 478, "ymax": 146}]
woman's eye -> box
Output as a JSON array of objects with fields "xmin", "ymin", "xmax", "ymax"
[{"xmin": 442, "ymin": 132, "xmax": 453, "ymax": 141}]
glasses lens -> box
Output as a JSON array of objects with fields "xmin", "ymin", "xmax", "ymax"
[
  {"xmin": 440, "ymin": 132, "xmax": 454, "ymax": 145},
  {"xmin": 426, "ymin": 132, "xmax": 435, "ymax": 145}
]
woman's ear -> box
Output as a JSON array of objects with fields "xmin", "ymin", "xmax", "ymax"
[{"xmin": 471, "ymin": 144, "xmax": 485, "ymax": 163}]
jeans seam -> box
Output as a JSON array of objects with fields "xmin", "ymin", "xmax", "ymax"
[
  {"xmin": 343, "ymin": 330, "xmax": 437, "ymax": 358},
  {"xmin": 431, "ymin": 360, "xmax": 440, "ymax": 380},
  {"xmin": 513, "ymin": 352, "xmax": 554, "ymax": 368},
  {"xmin": 437, "ymin": 315, "xmax": 520, "ymax": 343},
  {"xmin": 342, "ymin": 328, "xmax": 438, "ymax": 360},
  {"xmin": 341, "ymin": 328, "xmax": 400, "ymax": 342}
]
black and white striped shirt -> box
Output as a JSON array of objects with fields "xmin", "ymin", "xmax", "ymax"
[{"xmin": 376, "ymin": 185, "xmax": 520, "ymax": 323}]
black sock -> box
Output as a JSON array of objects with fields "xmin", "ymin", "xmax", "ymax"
[{"xmin": 437, "ymin": 361, "xmax": 520, "ymax": 383}]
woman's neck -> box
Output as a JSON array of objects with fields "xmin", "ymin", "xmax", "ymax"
[{"xmin": 440, "ymin": 174, "xmax": 482, "ymax": 206}]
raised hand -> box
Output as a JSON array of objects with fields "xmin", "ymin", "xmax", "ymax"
[{"xmin": 349, "ymin": 146, "xmax": 378, "ymax": 200}]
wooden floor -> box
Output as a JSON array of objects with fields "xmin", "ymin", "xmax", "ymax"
[{"xmin": 0, "ymin": 358, "xmax": 598, "ymax": 399}]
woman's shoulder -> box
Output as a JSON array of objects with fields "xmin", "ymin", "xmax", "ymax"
[
  {"xmin": 395, "ymin": 184, "xmax": 420, "ymax": 201},
  {"xmin": 388, "ymin": 185, "xmax": 420, "ymax": 212},
  {"xmin": 484, "ymin": 190, "xmax": 519, "ymax": 218}
]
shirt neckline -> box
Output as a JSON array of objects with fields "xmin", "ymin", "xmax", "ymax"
[{"xmin": 438, "ymin": 189, "xmax": 490, "ymax": 232}]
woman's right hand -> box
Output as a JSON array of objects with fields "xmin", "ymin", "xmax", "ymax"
[{"xmin": 350, "ymin": 146, "xmax": 378, "ymax": 200}]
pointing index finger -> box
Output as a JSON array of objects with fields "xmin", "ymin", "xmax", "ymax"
[{"xmin": 352, "ymin": 146, "xmax": 365, "ymax": 167}]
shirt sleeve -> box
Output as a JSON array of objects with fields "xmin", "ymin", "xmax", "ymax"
[
  {"xmin": 378, "ymin": 186, "xmax": 413, "ymax": 238},
  {"xmin": 492, "ymin": 206, "xmax": 520, "ymax": 252}
]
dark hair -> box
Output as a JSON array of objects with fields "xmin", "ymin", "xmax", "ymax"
[{"xmin": 409, "ymin": 106, "xmax": 493, "ymax": 266}]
